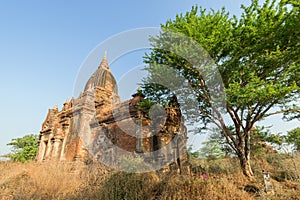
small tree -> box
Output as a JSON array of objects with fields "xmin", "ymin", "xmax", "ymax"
[
  {"xmin": 3, "ymin": 134, "xmax": 38, "ymax": 163},
  {"xmin": 250, "ymin": 127, "xmax": 283, "ymax": 156},
  {"xmin": 285, "ymin": 127, "xmax": 300, "ymax": 151},
  {"xmin": 199, "ymin": 140, "xmax": 226, "ymax": 160},
  {"xmin": 199, "ymin": 126, "xmax": 281, "ymax": 159},
  {"xmin": 187, "ymin": 145, "xmax": 202, "ymax": 158},
  {"xmin": 207, "ymin": 131, "xmax": 235, "ymax": 158}
]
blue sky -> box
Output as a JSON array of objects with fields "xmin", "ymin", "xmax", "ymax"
[{"xmin": 0, "ymin": 0, "xmax": 298, "ymax": 155}]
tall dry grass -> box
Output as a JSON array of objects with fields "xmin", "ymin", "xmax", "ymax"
[
  {"xmin": 0, "ymin": 154, "xmax": 299, "ymax": 200},
  {"xmin": 0, "ymin": 161, "xmax": 112, "ymax": 200},
  {"xmin": 0, "ymin": 162, "xmax": 82, "ymax": 199}
]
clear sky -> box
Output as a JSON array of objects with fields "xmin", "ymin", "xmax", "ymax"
[{"xmin": 0, "ymin": 0, "xmax": 298, "ymax": 155}]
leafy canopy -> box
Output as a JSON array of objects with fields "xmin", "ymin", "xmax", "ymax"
[
  {"xmin": 142, "ymin": 0, "xmax": 300, "ymax": 177},
  {"xmin": 285, "ymin": 127, "xmax": 300, "ymax": 151},
  {"xmin": 3, "ymin": 134, "xmax": 38, "ymax": 163},
  {"xmin": 144, "ymin": 0, "xmax": 300, "ymax": 127}
]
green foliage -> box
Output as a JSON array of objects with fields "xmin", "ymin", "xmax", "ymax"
[
  {"xmin": 137, "ymin": 99, "xmax": 155, "ymax": 113},
  {"xmin": 3, "ymin": 134, "xmax": 38, "ymax": 163},
  {"xmin": 250, "ymin": 126, "xmax": 283, "ymax": 155},
  {"xmin": 187, "ymin": 145, "xmax": 201, "ymax": 158},
  {"xmin": 118, "ymin": 155, "xmax": 151, "ymax": 173},
  {"xmin": 202, "ymin": 131, "xmax": 235, "ymax": 159},
  {"xmin": 137, "ymin": 98, "xmax": 166, "ymax": 118},
  {"xmin": 199, "ymin": 126, "xmax": 282, "ymax": 159},
  {"xmin": 285, "ymin": 127, "xmax": 300, "ymax": 151},
  {"xmin": 199, "ymin": 139, "xmax": 225, "ymax": 160},
  {"xmin": 142, "ymin": 0, "xmax": 300, "ymax": 176}
]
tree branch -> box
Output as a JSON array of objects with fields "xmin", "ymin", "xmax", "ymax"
[
  {"xmin": 227, "ymin": 105, "xmax": 241, "ymax": 134},
  {"xmin": 263, "ymin": 108, "xmax": 300, "ymax": 118}
]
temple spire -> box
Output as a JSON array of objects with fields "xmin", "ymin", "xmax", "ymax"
[
  {"xmin": 104, "ymin": 51, "xmax": 107, "ymax": 60},
  {"xmin": 99, "ymin": 51, "xmax": 109, "ymax": 70}
]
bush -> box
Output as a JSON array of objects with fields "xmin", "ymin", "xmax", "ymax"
[{"xmin": 3, "ymin": 134, "xmax": 38, "ymax": 163}]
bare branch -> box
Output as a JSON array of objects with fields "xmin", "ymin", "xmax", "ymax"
[{"xmin": 263, "ymin": 108, "xmax": 300, "ymax": 118}]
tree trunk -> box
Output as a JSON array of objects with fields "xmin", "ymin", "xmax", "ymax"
[{"xmin": 238, "ymin": 152, "xmax": 254, "ymax": 177}]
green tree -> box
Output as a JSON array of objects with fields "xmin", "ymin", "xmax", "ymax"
[
  {"xmin": 187, "ymin": 145, "xmax": 201, "ymax": 158},
  {"xmin": 201, "ymin": 131, "xmax": 235, "ymax": 159},
  {"xmin": 285, "ymin": 127, "xmax": 300, "ymax": 151},
  {"xmin": 143, "ymin": 0, "xmax": 300, "ymax": 177},
  {"xmin": 250, "ymin": 126, "xmax": 283, "ymax": 155},
  {"xmin": 199, "ymin": 139, "xmax": 226, "ymax": 160},
  {"xmin": 3, "ymin": 134, "xmax": 38, "ymax": 163},
  {"xmin": 199, "ymin": 126, "xmax": 281, "ymax": 159}
]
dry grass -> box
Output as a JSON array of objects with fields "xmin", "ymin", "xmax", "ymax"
[
  {"xmin": 0, "ymin": 154, "xmax": 299, "ymax": 200},
  {"xmin": 0, "ymin": 162, "xmax": 83, "ymax": 199}
]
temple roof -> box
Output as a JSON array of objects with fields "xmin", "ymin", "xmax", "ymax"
[{"xmin": 84, "ymin": 53, "xmax": 118, "ymax": 94}]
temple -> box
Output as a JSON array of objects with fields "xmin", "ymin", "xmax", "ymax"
[{"xmin": 36, "ymin": 53, "xmax": 189, "ymax": 173}]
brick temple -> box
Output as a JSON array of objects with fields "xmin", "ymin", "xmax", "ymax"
[{"xmin": 36, "ymin": 53, "xmax": 189, "ymax": 173}]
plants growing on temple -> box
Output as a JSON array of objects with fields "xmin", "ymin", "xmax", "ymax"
[{"xmin": 137, "ymin": 99, "xmax": 156, "ymax": 114}]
